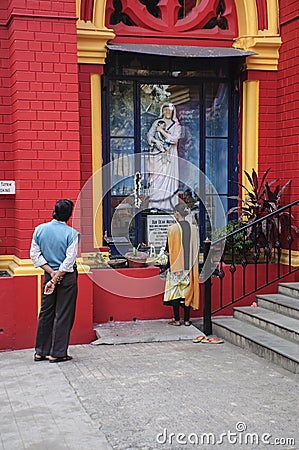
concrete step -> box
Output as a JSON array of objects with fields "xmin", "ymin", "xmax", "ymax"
[
  {"xmin": 256, "ymin": 293, "xmax": 299, "ymax": 319},
  {"xmin": 234, "ymin": 306, "xmax": 299, "ymax": 344},
  {"xmin": 279, "ymin": 282, "xmax": 299, "ymax": 300},
  {"xmin": 212, "ymin": 317, "xmax": 299, "ymax": 374}
]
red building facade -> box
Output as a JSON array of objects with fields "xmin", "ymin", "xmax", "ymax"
[{"xmin": 0, "ymin": 0, "xmax": 298, "ymax": 350}]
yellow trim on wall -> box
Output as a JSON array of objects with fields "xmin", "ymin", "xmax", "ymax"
[
  {"xmin": 234, "ymin": 0, "xmax": 258, "ymax": 36},
  {"xmin": 267, "ymin": 0, "xmax": 279, "ymax": 35},
  {"xmin": 234, "ymin": 0, "xmax": 281, "ymax": 70},
  {"xmin": 93, "ymin": 0, "xmax": 109, "ymax": 29},
  {"xmin": 91, "ymin": 73, "xmax": 103, "ymax": 248},
  {"xmin": 0, "ymin": 255, "xmax": 43, "ymax": 276},
  {"xmin": 242, "ymin": 80, "xmax": 259, "ymax": 195},
  {"xmin": 280, "ymin": 250, "xmax": 299, "ymax": 267},
  {"xmin": 76, "ymin": 0, "xmax": 115, "ymax": 64},
  {"xmin": 0, "ymin": 255, "xmax": 90, "ymax": 276},
  {"xmin": 233, "ymin": 35, "xmax": 282, "ymax": 71},
  {"xmin": 77, "ymin": 21, "xmax": 115, "ymax": 64},
  {"xmin": 76, "ymin": 0, "xmax": 81, "ymax": 19}
]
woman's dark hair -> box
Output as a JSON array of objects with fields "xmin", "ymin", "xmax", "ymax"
[
  {"xmin": 52, "ymin": 199, "xmax": 74, "ymax": 222},
  {"xmin": 174, "ymin": 203, "xmax": 190, "ymax": 218}
]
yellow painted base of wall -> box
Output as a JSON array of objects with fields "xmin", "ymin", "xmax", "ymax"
[
  {"xmin": 0, "ymin": 255, "xmax": 90, "ymax": 276},
  {"xmin": 280, "ymin": 249, "xmax": 299, "ymax": 267}
]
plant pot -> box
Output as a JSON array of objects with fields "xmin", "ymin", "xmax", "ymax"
[{"xmin": 125, "ymin": 251, "xmax": 148, "ymax": 268}]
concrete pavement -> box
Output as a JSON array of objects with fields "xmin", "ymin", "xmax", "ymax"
[{"xmin": 0, "ymin": 321, "xmax": 298, "ymax": 450}]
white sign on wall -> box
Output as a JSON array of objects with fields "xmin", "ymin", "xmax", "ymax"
[
  {"xmin": 0, "ymin": 180, "xmax": 15, "ymax": 194},
  {"xmin": 147, "ymin": 214, "xmax": 176, "ymax": 249}
]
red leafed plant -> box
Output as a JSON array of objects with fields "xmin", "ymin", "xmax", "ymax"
[{"xmin": 227, "ymin": 168, "xmax": 298, "ymax": 256}]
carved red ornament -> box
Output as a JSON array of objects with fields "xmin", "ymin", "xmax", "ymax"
[{"xmin": 105, "ymin": 0, "xmax": 238, "ymax": 45}]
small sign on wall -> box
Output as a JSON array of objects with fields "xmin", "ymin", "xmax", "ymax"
[
  {"xmin": 147, "ymin": 214, "xmax": 176, "ymax": 249},
  {"xmin": 0, "ymin": 180, "xmax": 15, "ymax": 194}
]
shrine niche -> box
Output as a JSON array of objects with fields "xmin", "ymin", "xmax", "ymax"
[{"xmin": 105, "ymin": 0, "xmax": 238, "ymax": 42}]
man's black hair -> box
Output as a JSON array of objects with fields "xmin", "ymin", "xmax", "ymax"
[{"xmin": 52, "ymin": 199, "xmax": 74, "ymax": 222}]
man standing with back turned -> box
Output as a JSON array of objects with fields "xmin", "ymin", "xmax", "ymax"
[{"xmin": 30, "ymin": 199, "xmax": 80, "ymax": 363}]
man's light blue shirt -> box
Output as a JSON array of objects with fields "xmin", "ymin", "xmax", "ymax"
[{"xmin": 30, "ymin": 220, "xmax": 80, "ymax": 272}]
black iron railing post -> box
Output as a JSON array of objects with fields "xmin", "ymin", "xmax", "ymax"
[{"xmin": 203, "ymin": 238, "xmax": 212, "ymax": 336}]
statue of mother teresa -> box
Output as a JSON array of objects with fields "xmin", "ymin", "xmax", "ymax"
[{"xmin": 147, "ymin": 103, "xmax": 181, "ymax": 211}]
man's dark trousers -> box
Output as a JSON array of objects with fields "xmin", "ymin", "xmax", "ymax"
[{"xmin": 35, "ymin": 270, "xmax": 78, "ymax": 358}]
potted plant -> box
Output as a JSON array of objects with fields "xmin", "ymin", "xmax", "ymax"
[
  {"xmin": 86, "ymin": 252, "xmax": 110, "ymax": 269},
  {"xmin": 125, "ymin": 244, "xmax": 149, "ymax": 268},
  {"xmin": 226, "ymin": 168, "xmax": 297, "ymax": 260},
  {"xmin": 212, "ymin": 219, "xmax": 253, "ymax": 263}
]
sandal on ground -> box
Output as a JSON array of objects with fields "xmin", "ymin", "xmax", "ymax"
[
  {"xmin": 201, "ymin": 337, "xmax": 224, "ymax": 344},
  {"xmin": 168, "ymin": 320, "xmax": 181, "ymax": 326},
  {"xmin": 34, "ymin": 353, "xmax": 49, "ymax": 362},
  {"xmin": 184, "ymin": 321, "xmax": 192, "ymax": 326},
  {"xmin": 192, "ymin": 335, "xmax": 207, "ymax": 343},
  {"xmin": 49, "ymin": 355, "xmax": 73, "ymax": 363}
]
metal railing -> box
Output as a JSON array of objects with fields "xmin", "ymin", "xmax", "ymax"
[{"xmin": 203, "ymin": 199, "xmax": 299, "ymax": 335}]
